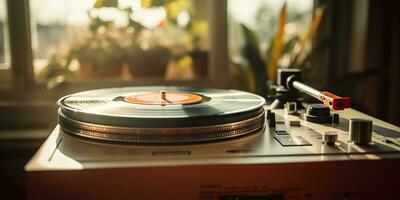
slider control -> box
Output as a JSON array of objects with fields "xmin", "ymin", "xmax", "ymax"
[
  {"xmin": 266, "ymin": 109, "xmax": 271, "ymax": 120},
  {"xmin": 268, "ymin": 112, "xmax": 276, "ymax": 128},
  {"xmin": 333, "ymin": 113, "xmax": 339, "ymax": 124}
]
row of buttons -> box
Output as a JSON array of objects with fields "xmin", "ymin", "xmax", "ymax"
[{"xmin": 272, "ymin": 129, "xmax": 312, "ymax": 146}]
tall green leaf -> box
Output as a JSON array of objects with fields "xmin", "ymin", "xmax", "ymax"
[{"xmin": 240, "ymin": 24, "xmax": 268, "ymax": 97}]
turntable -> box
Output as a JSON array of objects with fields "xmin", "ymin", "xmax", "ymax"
[
  {"xmin": 57, "ymin": 86, "xmax": 266, "ymax": 144},
  {"xmin": 25, "ymin": 69, "xmax": 400, "ymax": 200}
]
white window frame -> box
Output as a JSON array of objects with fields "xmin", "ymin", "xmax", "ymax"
[{"xmin": 0, "ymin": 0, "xmax": 11, "ymax": 89}]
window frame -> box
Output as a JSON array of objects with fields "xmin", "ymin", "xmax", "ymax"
[
  {"xmin": 0, "ymin": 0, "xmax": 229, "ymax": 101},
  {"xmin": 0, "ymin": 0, "xmax": 10, "ymax": 88}
]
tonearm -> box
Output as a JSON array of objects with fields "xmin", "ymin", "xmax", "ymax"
[{"xmin": 269, "ymin": 68, "xmax": 350, "ymax": 111}]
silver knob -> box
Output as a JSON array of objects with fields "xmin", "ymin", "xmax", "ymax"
[
  {"xmin": 160, "ymin": 90, "xmax": 167, "ymax": 100},
  {"xmin": 323, "ymin": 132, "xmax": 338, "ymax": 145},
  {"xmin": 349, "ymin": 118, "xmax": 372, "ymax": 145}
]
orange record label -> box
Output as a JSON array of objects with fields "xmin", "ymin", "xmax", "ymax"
[{"xmin": 124, "ymin": 92, "xmax": 204, "ymax": 105}]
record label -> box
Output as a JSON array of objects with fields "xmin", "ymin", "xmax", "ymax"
[{"xmin": 124, "ymin": 92, "xmax": 204, "ymax": 105}]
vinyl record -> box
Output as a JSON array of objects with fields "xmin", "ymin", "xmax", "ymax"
[{"xmin": 58, "ymin": 86, "xmax": 266, "ymax": 144}]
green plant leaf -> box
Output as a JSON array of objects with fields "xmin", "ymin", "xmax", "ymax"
[
  {"xmin": 240, "ymin": 24, "xmax": 268, "ymax": 97},
  {"xmin": 129, "ymin": 19, "xmax": 145, "ymax": 31},
  {"xmin": 141, "ymin": 0, "xmax": 167, "ymax": 8},
  {"xmin": 94, "ymin": 0, "xmax": 118, "ymax": 8},
  {"xmin": 241, "ymin": 24, "xmax": 261, "ymax": 54},
  {"xmin": 282, "ymin": 36, "xmax": 299, "ymax": 55}
]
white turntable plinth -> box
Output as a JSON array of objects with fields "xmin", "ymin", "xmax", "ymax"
[{"xmin": 25, "ymin": 107, "xmax": 400, "ymax": 200}]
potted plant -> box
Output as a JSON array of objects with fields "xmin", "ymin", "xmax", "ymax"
[
  {"xmin": 68, "ymin": 0, "xmax": 126, "ymax": 79},
  {"xmin": 122, "ymin": 15, "xmax": 171, "ymax": 77},
  {"xmin": 138, "ymin": 0, "xmax": 208, "ymax": 78},
  {"xmin": 124, "ymin": 41, "xmax": 171, "ymax": 77},
  {"xmin": 235, "ymin": 3, "xmax": 325, "ymax": 97},
  {"xmin": 70, "ymin": 28, "xmax": 124, "ymax": 79}
]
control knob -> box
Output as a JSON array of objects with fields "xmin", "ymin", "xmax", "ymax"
[
  {"xmin": 349, "ymin": 118, "xmax": 373, "ymax": 145},
  {"xmin": 305, "ymin": 104, "xmax": 332, "ymax": 123},
  {"xmin": 323, "ymin": 132, "xmax": 338, "ymax": 145}
]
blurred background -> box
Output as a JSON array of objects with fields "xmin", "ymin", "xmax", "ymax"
[{"xmin": 0, "ymin": 0, "xmax": 399, "ymax": 199}]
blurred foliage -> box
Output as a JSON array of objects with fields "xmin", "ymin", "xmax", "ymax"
[
  {"xmin": 40, "ymin": 0, "xmax": 208, "ymax": 84},
  {"xmin": 267, "ymin": 2, "xmax": 287, "ymax": 82},
  {"xmin": 70, "ymin": 1, "xmax": 128, "ymax": 70},
  {"xmin": 141, "ymin": 0, "xmax": 166, "ymax": 8},
  {"xmin": 139, "ymin": 0, "xmax": 209, "ymax": 75},
  {"xmin": 141, "ymin": 0, "xmax": 193, "ymax": 27},
  {"xmin": 94, "ymin": 0, "xmax": 118, "ymax": 8},
  {"xmin": 235, "ymin": 3, "xmax": 325, "ymax": 98},
  {"xmin": 39, "ymin": 55, "xmax": 71, "ymax": 81},
  {"xmin": 37, "ymin": 55, "xmax": 76, "ymax": 89},
  {"xmin": 241, "ymin": 24, "xmax": 268, "ymax": 97}
]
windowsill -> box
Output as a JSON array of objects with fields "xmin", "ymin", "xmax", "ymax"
[
  {"xmin": 0, "ymin": 102, "xmax": 58, "ymax": 129},
  {"xmin": 0, "ymin": 127, "xmax": 50, "ymax": 157},
  {"xmin": 0, "ymin": 67, "xmax": 11, "ymax": 89},
  {"xmin": 0, "ymin": 128, "xmax": 50, "ymax": 141}
]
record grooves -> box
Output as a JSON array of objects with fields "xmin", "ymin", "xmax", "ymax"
[{"xmin": 57, "ymin": 86, "xmax": 266, "ymax": 144}]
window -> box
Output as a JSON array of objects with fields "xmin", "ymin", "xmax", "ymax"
[
  {"xmin": 1, "ymin": 0, "xmax": 315, "ymax": 96},
  {"xmin": 0, "ymin": 0, "xmax": 320, "ymax": 126},
  {"xmin": 30, "ymin": 0, "xmax": 211, "ymax": 85}
]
